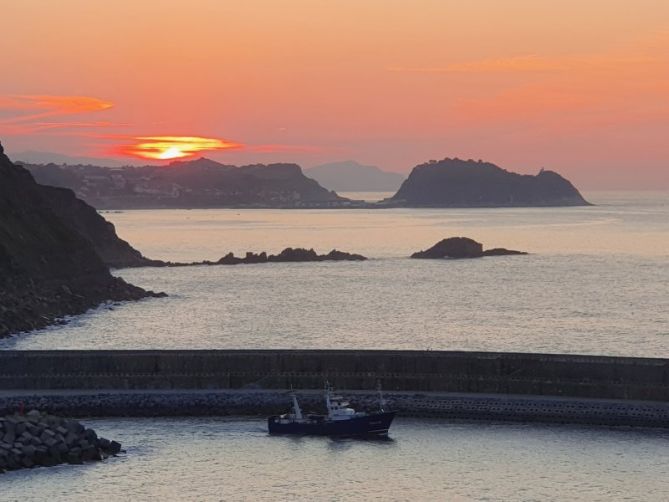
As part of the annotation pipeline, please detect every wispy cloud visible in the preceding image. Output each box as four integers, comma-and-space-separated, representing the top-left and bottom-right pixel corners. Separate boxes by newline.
0, 95, 116, 135
388, 55, 568, 74
247, 144, 323, 154
113, 135, 243, 160
0, 95, 320, 160
387, 54, 660, 74
390, 33, 669, 135
111, 137, 323, 160
0, 95, 112, 122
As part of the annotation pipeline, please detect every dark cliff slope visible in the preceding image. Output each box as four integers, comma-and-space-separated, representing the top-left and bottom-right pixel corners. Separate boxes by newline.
390, 158, 590, 207
27, 158, 347, 209
0, 144, 161, 337
37, 184, 157, 268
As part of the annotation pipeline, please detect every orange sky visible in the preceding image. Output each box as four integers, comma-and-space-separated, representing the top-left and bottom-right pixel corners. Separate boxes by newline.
1, 0, 668, 188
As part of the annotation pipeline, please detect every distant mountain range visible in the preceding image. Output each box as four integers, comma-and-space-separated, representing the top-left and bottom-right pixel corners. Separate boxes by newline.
24, 158, 346, 209
305, 160, 405, 192
20, 153, 588, 209
388, 158, 589, 207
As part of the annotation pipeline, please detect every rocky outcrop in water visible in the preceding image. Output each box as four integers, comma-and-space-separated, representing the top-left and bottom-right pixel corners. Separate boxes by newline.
0, 410, 121, 472
0, 142, 164, 338
411, 237, 527, 259
482, 248, 527, 257
389, 158, 590, 207
217, 248, 367, 265
114, 248, 367, 268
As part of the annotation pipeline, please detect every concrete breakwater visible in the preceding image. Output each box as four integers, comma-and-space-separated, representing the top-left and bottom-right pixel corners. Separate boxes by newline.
1, 390, 668, 428
0, 349, 668, 428
1, 350, 668, 402
0, 410, 121, 473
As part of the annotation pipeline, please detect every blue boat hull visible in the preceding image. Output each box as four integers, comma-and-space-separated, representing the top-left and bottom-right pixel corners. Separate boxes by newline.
268, 411, 396, 436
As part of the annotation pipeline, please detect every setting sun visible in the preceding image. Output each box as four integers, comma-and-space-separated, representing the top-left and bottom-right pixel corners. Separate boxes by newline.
157, 146, 187, 160
119, 136, 241, 161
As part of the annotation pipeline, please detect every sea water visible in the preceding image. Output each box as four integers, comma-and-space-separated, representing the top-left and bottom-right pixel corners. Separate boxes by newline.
2, 191, 669, 500
2, 191, 667, 356
2, 417, 669, 501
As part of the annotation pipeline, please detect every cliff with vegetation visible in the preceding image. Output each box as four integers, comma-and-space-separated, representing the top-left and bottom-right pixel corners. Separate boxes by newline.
26, 158, 347, 209
0, 143, 162, 338
389, 158, 590, 207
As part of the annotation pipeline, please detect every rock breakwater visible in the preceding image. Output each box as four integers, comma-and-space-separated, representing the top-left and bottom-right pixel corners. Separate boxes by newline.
1, 390, 667, 428
0, 410, 121, 473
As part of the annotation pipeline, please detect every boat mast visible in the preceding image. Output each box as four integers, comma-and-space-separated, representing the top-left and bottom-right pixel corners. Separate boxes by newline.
290, 390, 303, 420
324, 381, 332, 415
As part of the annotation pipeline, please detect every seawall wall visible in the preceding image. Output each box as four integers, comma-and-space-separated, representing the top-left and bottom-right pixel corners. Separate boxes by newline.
1, 350, 668, 402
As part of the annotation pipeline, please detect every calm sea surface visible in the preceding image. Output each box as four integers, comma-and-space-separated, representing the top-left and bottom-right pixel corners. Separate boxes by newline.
2, 417, 669, 501
1, 191, 667, 356
2, 191, 668, 500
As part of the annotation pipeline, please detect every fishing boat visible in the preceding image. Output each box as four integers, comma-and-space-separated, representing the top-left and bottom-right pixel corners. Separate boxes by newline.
268, 383, 395, 436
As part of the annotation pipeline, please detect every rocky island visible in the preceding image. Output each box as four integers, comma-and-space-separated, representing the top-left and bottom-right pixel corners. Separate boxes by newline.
0, 143, 164, 338
388, 158, 590, 207
411, 237, 527, 259
25, 158, 349, 209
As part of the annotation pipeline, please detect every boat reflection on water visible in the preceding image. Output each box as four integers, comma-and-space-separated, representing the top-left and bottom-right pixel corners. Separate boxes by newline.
268, 383, 396, 437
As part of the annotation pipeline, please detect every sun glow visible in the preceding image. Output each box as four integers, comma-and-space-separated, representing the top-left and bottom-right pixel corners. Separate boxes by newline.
157, 146, 187, 159
120, 136, 241, 160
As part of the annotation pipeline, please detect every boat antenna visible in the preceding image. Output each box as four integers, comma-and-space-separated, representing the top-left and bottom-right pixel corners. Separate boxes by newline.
377, 380, 386, 412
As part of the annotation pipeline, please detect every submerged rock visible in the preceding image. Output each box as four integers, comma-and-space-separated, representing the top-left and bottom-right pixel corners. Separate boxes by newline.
411, 237, 526, 259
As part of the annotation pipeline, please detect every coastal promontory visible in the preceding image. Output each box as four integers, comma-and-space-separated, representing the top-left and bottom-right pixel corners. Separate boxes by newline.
26, 158, 348, 209
389, 158, 590, 207
0, 143, 163, 338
